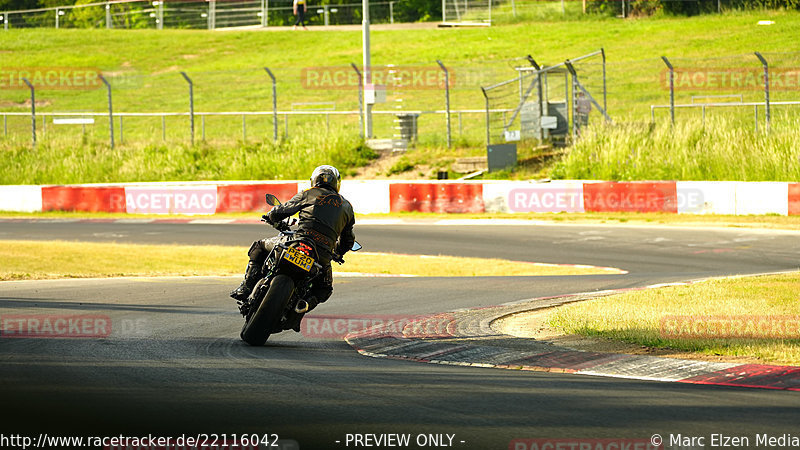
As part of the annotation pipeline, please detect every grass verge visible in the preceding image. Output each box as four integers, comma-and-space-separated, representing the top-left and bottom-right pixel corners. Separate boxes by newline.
2, 11, 800, 177
3, 12, 798, 119
550, 118, 800, 181
0, 240, 618, 281
545, 272, 800, 365
0, 125, 377, 184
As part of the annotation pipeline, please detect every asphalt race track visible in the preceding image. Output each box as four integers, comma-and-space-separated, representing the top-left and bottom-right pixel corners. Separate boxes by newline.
1, 220, 799, 449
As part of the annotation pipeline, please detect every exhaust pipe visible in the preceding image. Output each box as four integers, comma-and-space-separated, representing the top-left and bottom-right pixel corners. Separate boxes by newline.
294, 300, 309, 314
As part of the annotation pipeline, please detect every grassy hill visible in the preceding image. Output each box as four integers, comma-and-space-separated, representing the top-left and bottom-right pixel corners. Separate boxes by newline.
3, 12, 798, 111
1, 10, 799, 182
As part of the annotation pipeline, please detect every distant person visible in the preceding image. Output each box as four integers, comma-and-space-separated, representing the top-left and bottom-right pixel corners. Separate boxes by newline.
293, 0, 308, 30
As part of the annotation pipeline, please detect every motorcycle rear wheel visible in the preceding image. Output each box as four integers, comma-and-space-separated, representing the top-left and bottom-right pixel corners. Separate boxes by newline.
240, 274, 295, 346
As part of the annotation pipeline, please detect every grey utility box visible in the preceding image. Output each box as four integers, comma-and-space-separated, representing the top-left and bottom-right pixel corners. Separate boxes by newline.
487, 143, 517, 172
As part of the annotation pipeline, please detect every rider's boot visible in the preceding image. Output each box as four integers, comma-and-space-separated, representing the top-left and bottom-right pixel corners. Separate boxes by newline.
230, 261, 260, 301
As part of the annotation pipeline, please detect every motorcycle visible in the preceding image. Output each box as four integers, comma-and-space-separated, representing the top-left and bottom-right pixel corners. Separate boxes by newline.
238, 193, 361, 346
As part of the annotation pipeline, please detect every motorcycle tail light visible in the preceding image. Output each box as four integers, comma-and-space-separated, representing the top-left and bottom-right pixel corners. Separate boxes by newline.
296, 243, 313, 256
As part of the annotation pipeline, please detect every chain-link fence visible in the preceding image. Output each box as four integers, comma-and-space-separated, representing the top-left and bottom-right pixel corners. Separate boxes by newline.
2, 51, 800, 149
481, 50, 610, 147
4, 0, 792, 30
442, 0, 492, 25
0, 60, 519, 148
0, 0, 399, 30
651, 52, 800, 131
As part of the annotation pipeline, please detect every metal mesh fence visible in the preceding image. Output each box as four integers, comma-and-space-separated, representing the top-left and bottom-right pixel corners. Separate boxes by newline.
0, 0, 399, 30
647, 52, 800, 129
480, 51, 608, 146
443, 0, 492, 24
1, 52, 799, 148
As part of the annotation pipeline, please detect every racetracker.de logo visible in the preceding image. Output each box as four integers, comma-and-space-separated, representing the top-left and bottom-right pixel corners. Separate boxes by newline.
0, 67, 102, 90
124, 187, 217, 214
301, 66, 455, 90
661, 67, 800, 91
509, 438, 662, 450
508, 187, 584, 213
660, 315, 800, 340
302, 314, 457, 339
1, 314, 112, 338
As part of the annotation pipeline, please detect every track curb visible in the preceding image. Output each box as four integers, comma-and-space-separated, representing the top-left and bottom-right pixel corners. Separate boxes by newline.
344, 280, 800, 391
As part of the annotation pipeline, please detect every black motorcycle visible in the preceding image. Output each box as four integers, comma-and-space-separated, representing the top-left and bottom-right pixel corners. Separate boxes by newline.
238, 193, 361, 346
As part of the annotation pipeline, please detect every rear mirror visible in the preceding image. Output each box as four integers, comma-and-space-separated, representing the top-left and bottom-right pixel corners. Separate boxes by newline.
265, 194, 281, 206
351, 241, 362, 252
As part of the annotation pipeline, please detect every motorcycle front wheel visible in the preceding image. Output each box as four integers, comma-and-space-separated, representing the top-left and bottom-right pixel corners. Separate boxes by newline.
240, 274, 295, 346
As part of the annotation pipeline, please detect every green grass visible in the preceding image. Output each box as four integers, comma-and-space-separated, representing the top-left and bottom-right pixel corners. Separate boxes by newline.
2, 11, 800, 181
547, 272, 800, 365
549, 116, 800, 181
0, 124, 377, 184
2, 12, 799, 131
0, 240, 616, 280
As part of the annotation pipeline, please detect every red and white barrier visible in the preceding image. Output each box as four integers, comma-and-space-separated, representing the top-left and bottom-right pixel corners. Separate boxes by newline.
0, 185, 43, 213
484, 180, 585, 213
790, 183, 800, 216
733, 182, 788, 216
340, 180, 391, 214
389, 182, 484, 213
2, 180, 799, 216
675, 181, 737, 215
583, 181, 678, 213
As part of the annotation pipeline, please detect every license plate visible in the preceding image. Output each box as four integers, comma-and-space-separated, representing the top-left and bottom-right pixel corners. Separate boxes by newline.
283, 247, 314, 271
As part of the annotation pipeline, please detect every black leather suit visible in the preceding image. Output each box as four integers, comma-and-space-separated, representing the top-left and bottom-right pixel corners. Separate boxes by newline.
247, 185, 355, 303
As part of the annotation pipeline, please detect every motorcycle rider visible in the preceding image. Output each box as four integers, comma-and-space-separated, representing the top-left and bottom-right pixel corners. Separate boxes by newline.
230, 165, 355, 320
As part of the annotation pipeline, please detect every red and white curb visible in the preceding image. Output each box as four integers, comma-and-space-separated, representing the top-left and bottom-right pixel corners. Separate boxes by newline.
344, 275, 800, 391
2, 180, 799, 216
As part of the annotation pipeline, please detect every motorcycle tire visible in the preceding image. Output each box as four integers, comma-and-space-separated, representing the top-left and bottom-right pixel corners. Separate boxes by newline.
240, 274, 295, 346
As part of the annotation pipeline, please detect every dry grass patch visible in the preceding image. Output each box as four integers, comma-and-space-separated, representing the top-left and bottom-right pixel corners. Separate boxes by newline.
0, 240, 620, 280
546, 273, 800, 365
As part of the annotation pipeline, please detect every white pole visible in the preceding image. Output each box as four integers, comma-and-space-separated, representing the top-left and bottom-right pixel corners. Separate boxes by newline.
362, 0, 372, 138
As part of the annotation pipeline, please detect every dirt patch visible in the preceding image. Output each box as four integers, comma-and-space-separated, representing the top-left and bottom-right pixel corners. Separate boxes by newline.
517, 149, 563, 174
492, 308, 764, 365
0, 99, 53, 108
153, 65, 181, 75
353, 150, 433, 179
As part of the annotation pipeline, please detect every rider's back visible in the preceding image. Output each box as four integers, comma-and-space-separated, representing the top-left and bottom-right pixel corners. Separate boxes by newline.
270, 185, 356, 257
